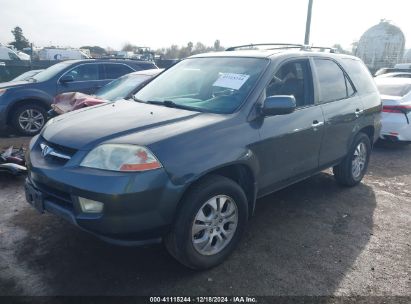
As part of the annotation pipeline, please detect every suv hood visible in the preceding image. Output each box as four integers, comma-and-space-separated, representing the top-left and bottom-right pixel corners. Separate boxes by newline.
42, 100, 202, 150
0, 80, 31, 89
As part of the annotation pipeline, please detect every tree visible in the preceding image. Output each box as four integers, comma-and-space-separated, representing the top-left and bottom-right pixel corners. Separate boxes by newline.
9, 26, 30, 50
214, 39, 223, 51
80, 46, 106, 56
332, 44, 352, 55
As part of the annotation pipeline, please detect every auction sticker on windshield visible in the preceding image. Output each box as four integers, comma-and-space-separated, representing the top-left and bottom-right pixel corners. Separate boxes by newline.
213, 73, 250, 90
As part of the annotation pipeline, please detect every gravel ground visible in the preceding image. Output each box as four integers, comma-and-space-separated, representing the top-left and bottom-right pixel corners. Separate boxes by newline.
0, 136, 410, 297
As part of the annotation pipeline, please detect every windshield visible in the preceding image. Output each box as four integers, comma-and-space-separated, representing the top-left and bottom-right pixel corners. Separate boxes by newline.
31, 62, 72, 82
12, 70, 41, 81
377, 83, 411, 97
134, 57, 268, 114
96, 74, 151, 101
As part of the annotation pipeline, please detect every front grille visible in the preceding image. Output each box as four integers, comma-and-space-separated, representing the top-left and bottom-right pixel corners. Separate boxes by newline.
39, 137, 77, 165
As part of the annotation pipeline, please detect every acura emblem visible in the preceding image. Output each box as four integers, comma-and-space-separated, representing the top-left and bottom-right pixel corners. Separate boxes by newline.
40, 143, 53, 158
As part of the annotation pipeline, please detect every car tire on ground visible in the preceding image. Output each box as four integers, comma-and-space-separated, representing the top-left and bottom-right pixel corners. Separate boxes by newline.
11, 103, 48, 136
165, 175, 248, 270
333, 132, 371, 187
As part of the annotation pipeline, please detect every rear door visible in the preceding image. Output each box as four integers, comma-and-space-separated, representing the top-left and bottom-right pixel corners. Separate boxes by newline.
312, 57, 364, 167
57, 63, 104, 94
257, 58, 325, 193
103, 63, 134, 81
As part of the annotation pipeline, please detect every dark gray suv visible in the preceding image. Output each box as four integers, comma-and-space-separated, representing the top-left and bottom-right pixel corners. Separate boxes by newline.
0, 59, 157, 135
25, 45, 381, 269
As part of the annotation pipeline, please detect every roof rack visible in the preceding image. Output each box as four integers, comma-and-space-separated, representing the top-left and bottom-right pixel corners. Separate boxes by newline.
225, 43, 337, 53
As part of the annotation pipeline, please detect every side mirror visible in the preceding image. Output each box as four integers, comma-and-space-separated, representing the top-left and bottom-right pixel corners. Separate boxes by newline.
262, 95, 296, 116
59, 75, 74, 83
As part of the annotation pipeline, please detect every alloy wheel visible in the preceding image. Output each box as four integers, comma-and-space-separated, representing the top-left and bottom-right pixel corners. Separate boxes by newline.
191, 195, 238, 256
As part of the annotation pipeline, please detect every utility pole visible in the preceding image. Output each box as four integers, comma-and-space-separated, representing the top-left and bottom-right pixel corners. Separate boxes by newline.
304, 0, 313, 45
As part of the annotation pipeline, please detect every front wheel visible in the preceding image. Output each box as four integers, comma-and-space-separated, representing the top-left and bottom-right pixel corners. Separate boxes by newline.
165, 175, 248, 270
333, 132, 371, 187
11, 104, 47, 135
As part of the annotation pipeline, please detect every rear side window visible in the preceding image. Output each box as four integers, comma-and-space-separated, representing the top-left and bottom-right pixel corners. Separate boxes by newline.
341, 58, 377, 94
65, 64, 99, 81
104, 64, 133, 79
314, 59, 351, 103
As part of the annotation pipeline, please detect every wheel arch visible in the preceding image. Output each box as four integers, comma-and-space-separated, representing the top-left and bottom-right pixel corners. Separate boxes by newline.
6, 98, 50, 125
175, 162, 258, 222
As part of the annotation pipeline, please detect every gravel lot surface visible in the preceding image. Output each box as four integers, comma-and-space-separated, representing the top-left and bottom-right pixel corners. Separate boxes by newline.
0, 136, 410, 297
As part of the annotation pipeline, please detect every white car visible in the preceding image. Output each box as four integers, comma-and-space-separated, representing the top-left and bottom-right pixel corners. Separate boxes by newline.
375, 78, 411, 142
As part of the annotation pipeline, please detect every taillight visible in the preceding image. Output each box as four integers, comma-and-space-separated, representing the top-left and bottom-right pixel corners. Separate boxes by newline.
382, 105, 411, 114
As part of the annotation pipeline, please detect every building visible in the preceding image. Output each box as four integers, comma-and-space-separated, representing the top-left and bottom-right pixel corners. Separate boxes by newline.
355, 20, 405, 73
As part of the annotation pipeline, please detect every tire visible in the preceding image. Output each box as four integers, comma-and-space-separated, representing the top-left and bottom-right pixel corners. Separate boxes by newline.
333, 132, 371, 187
165, 175, 248, 270
11, 103, 48, 136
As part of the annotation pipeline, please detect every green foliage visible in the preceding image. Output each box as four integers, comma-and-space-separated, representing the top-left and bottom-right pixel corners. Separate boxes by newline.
156, 40, 225, 59
9, 26, 30, 50
80, 45, 106, 55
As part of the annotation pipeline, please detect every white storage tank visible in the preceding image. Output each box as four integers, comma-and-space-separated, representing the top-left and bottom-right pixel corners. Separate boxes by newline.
403, 49, 411, 63
355, 20, 405, 73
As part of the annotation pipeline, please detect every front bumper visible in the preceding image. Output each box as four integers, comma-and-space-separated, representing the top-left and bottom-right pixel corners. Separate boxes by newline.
0, 104, 8, 129
25, 139, 185, 245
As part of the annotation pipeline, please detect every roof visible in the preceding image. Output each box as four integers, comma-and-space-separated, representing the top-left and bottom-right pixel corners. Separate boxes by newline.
53, 58, 153, 64
189, 49, 359, 61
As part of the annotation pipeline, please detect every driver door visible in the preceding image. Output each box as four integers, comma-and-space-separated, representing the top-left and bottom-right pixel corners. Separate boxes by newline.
256, 59, 325, 193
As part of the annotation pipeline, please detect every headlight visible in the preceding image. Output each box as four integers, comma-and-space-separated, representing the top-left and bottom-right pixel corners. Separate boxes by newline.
80, 144, 162, 172
0, 89, 6, 97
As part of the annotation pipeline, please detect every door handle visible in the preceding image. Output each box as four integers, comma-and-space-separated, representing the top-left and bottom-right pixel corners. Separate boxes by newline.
312, 120, 324, 128
355, 109, 364, 117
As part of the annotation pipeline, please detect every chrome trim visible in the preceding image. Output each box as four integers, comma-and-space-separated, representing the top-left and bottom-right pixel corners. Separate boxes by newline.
40, 143, 71, 160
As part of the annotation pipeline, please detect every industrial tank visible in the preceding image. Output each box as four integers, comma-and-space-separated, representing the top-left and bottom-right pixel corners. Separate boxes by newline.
404, 49, 411, 63
355, 20, 405, 73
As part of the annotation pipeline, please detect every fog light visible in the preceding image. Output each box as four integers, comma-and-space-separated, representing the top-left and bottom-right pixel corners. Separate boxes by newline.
78, 197, 104, 213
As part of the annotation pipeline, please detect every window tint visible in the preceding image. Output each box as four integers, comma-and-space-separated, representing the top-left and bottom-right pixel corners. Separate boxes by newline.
65, 64, 99, 81
104, 64, 133, 79
314, 59, 348, 103
341, 58, 377, 93
265, 60, 313, 107
8, 52, 19, 60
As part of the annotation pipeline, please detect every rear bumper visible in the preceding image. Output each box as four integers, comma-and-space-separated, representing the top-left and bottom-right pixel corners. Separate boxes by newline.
380, 112, 411, 141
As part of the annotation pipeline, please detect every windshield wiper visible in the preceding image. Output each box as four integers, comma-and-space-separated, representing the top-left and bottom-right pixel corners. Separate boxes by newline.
146, 100, 198, 111
131, 96, 200, 112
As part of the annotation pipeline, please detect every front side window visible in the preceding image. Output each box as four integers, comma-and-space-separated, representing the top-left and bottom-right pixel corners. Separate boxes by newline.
104, 64, 133, 79
265, 60, 313, 107
314, 59, 350, 103
65, 64, 99, 81
134, 57, 268, 114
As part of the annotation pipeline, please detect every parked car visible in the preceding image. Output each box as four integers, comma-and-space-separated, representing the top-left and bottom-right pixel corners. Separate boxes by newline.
375, 72, 411, 79
375, 77, 411, 143
374, 67, 411, 77
0, 59, 158, 135
50, 69, 162, 115
25, 44, 381, 269
11, 69, 44, 82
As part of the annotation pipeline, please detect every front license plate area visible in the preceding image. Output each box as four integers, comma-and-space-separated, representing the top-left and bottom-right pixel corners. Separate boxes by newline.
25, 183, 44, 214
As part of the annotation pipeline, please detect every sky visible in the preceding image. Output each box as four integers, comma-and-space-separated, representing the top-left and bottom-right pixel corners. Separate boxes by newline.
0, 0, 410, 51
